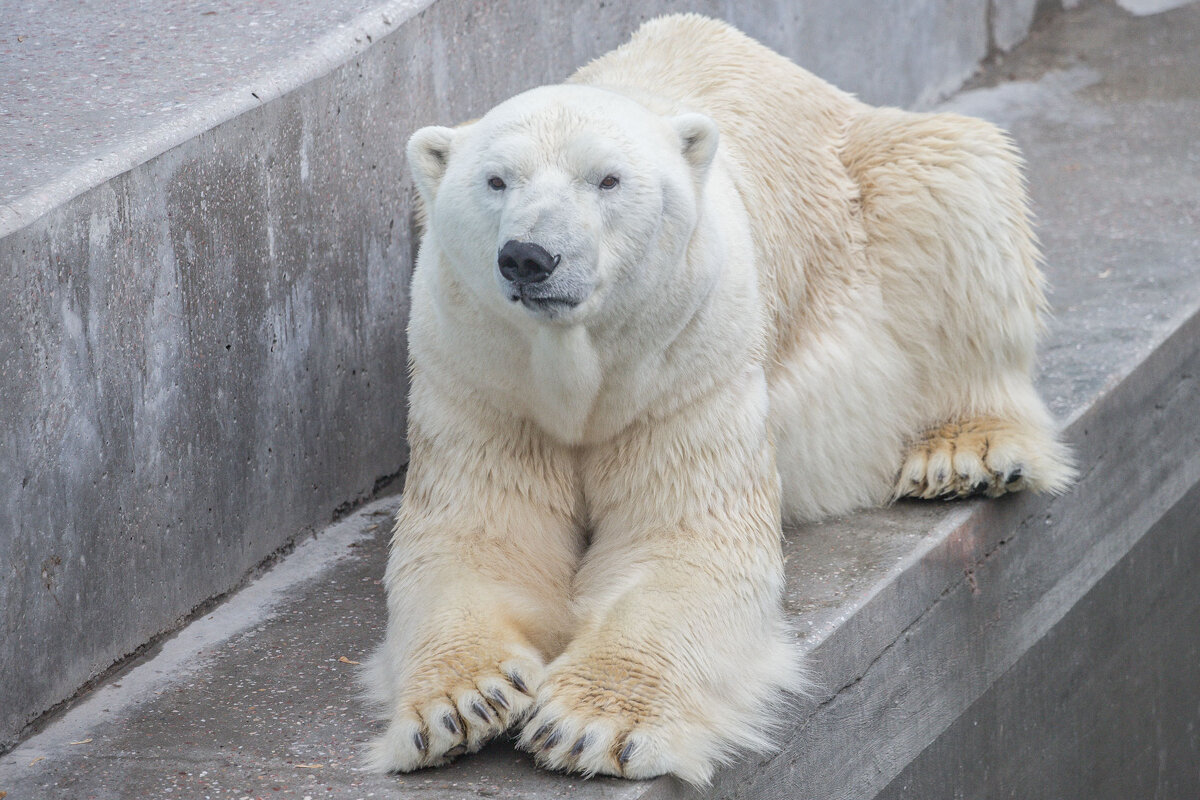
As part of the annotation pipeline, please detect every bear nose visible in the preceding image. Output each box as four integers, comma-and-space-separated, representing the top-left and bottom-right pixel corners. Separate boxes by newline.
497, 240, 561, 285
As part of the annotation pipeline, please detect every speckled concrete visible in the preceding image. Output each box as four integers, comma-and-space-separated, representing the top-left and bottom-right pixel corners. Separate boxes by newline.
0, 0, 1053, 239
0, 498, 645, 800
0, 0, 434, 236
2, 1, 1198, 799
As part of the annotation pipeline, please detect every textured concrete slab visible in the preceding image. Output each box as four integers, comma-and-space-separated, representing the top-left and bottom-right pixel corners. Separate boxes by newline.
0, 0, 1046, 238
0, 498, 647, 800
0, 0, 1055, 750
0, 0, 436, 237
991, 0, 1040, 51
877, 481, 1200, 800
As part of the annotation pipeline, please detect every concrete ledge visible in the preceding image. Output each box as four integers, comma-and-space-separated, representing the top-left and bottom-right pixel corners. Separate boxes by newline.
1, 0, 1064, 749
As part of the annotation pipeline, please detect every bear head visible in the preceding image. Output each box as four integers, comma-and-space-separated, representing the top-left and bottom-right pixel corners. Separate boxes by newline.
406, 85, 720, 328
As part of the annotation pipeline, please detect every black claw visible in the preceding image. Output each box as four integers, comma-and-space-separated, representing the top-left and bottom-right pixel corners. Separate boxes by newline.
1006, 467, 1024, 485
569, 734, 590, 758
470, 698, 492, 723
506, 671, 529, 694
971, 480, 989, 495
441, 712, 462, 736
618, 739, 637, 766
485, 687, 510, 711
542, 729, 562, 750
413, 730, 427, 753
935, 469, 948, 484
529, 720, 553, 744
445, 744, 467, 758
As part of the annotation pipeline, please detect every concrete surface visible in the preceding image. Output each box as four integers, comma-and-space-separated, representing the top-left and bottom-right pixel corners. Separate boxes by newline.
0, 2, 1197, 797
0, 0, 1045, 238
0, 0, 431, 237
0, 0, 1063, 750
877, 481, 1200, 800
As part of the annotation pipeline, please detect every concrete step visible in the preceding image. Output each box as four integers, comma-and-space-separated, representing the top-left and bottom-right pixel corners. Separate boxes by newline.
3, 1, 1200, 799
1, 0, 1057, 753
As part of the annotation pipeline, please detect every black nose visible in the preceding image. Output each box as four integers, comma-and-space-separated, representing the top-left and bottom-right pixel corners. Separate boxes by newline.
498, 240, 560, 285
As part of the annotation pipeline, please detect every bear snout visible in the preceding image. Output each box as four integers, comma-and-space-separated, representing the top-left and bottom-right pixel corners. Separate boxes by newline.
498, 240, 562, 286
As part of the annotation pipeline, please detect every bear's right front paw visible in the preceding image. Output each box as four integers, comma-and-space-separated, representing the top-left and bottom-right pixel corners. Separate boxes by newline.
365, 647, 544, 772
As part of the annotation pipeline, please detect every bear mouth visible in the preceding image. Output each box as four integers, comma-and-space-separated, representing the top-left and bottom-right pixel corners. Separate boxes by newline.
511, 291, 582, 316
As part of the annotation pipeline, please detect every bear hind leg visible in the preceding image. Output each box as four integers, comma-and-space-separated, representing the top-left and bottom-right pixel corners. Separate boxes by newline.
894, 415, 1074, 501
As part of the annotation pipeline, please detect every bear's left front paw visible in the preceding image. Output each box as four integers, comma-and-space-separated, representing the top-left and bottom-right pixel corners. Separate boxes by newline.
515, 655, 712, 785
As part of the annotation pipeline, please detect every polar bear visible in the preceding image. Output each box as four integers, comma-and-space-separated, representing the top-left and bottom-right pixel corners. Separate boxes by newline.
364, 13, 1073, 785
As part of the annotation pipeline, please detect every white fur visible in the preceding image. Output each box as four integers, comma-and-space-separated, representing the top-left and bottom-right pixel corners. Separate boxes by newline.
365, 13, 1073, 786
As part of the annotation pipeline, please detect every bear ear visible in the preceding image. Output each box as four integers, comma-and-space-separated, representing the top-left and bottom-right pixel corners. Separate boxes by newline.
406, 125, 457, 203
671, 113, 719, 176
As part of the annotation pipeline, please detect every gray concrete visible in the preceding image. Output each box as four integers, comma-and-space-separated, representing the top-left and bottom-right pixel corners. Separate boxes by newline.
0, 2, 1197, 797
0, 0, 1045, 238
0, 498, 645, 800
0, 0, 426, 236
877, 481, 1200, 800
0, 0, 1061, 750
993, 0, 1042, 51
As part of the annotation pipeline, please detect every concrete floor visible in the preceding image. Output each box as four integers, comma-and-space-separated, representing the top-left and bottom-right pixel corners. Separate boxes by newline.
0, 499, 636, 799
0, 0, 428, 236
1, 1, 1198, 798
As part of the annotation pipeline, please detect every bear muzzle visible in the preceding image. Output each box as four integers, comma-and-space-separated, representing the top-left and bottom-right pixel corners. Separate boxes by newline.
496, 239, 595, 319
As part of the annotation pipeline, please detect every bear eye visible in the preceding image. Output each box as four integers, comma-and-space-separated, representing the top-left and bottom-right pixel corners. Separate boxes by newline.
599, 175, 619, 190
487, 176, 506, 191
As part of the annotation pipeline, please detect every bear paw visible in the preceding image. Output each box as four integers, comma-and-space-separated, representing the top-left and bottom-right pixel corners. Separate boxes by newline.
365, 644, 544, 773
893, 416, 1068, 500
516, 658, 713, 785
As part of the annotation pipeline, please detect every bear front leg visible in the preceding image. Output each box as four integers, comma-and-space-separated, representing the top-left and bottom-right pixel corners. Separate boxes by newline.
518, 371, 804, 785
364, 392, 583, 772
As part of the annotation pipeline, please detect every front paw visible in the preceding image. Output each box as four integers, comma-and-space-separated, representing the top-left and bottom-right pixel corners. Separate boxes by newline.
365, 640, 544, 773
516, 653, 713, 785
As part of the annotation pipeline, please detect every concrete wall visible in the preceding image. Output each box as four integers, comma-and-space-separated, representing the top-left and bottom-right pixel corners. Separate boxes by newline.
0, 0, 1061, 751
0, 71, 415, 745
877, 481, 1200, 800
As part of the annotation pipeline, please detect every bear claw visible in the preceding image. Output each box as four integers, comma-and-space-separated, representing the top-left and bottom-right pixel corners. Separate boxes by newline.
469, 698, 492, 722
485, 687, 510, 710
569, 734, 590, 758
529, 720, 554, 745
